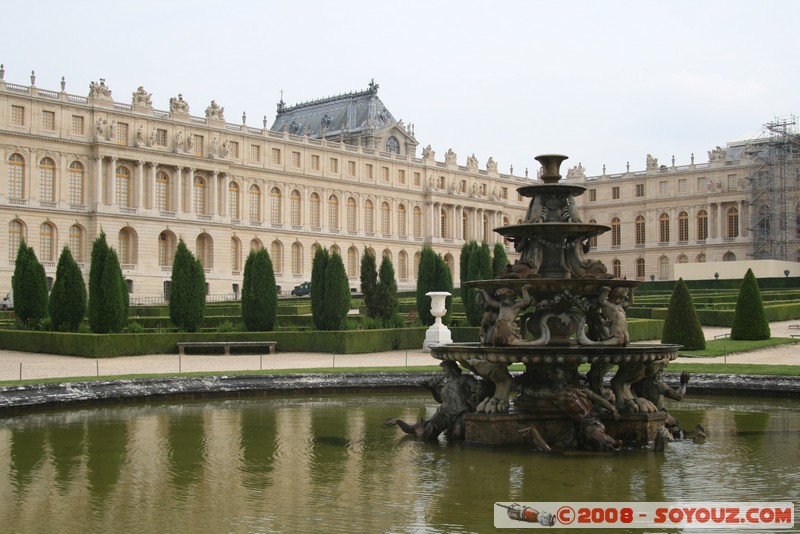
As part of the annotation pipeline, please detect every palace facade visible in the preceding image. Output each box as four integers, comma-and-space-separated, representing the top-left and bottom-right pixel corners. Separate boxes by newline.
0, 71, 527, 300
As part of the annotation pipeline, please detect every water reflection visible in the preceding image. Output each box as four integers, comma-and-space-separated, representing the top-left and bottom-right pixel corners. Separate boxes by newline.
0, 393, 797, 533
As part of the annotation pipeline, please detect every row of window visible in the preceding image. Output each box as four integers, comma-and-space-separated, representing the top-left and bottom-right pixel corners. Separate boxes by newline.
590, 208, 741, 247
607, 251, 735, 281
588, 175, 740, 201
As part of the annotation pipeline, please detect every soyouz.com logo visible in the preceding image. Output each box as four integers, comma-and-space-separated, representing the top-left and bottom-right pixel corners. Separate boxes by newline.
494, 502, 795, 529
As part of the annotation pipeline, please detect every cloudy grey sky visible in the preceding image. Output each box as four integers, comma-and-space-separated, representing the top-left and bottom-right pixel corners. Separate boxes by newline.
3, 0, 798, 176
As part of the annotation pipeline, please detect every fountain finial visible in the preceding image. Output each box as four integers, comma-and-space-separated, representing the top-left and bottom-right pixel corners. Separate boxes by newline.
535, 154, 568, 184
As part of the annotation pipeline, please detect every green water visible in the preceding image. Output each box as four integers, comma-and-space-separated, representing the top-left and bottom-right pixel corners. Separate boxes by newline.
0, 392, 798, 533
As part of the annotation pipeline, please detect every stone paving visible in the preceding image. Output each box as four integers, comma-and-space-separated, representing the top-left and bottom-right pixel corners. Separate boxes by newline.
0, 321, 797, 382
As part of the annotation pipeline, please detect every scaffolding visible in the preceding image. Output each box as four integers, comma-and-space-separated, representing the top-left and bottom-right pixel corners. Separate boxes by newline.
744, 116, 800, 261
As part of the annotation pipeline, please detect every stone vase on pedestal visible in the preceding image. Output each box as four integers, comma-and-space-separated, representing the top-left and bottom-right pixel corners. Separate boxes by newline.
422, 291, 452, 352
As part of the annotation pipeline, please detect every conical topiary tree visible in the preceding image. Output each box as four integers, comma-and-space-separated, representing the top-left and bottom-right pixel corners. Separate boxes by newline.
12, 241, 49, 328
731, 268, 770, 340
492, 242, 509, 278
433, 253, 454, 326
661, 278, 705, 350
465, 242, 492, 326
459, 241, 478, 328
321, 251, 350, 330
415, 246, 439, 326
169, 239, 206, 332
96, 248, 127, 333
49, 246, 87, 332
375, 254, 399, 321
241, 248, 278, 331
310, 246, 329, 330
88, 231, 109, 332
360, 247, 379, 318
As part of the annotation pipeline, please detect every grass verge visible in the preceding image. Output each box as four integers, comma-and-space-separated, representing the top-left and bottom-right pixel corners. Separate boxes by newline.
678, 337, 799, 357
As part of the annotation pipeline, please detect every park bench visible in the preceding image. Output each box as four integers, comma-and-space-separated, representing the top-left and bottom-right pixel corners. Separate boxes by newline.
713, 333, 730, 339
176, 340, 277, 356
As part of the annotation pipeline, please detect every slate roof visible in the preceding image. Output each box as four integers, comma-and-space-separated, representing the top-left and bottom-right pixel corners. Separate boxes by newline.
270, 80, 396, 139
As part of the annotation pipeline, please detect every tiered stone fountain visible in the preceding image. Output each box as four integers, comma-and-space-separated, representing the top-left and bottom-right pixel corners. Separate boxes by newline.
388, 155, 685, 451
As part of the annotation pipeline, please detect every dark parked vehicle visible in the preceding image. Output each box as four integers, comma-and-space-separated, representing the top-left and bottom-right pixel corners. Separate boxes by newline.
291, 281, 311, 297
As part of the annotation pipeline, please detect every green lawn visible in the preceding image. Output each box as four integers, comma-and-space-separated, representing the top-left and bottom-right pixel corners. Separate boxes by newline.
678, 337, 799, 357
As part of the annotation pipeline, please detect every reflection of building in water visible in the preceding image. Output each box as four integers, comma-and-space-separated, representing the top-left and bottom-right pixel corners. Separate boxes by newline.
0, 71, 526, 298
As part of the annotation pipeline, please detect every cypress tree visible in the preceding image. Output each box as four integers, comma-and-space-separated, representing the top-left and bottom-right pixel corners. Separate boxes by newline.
415, 246, 439, 326
241, 248, 278, 331
459, 241, 477, 328
492, 242, 509, 278
49, 246, 87, 332
321, 251, 350, 330
88, 231, 109, 332
661, 278, 705, 350
12, 241, 49, 328
360, 248, 379, 318
375, 255, 399, 321
731, 268, 771, 340
465, 242, 492, 326
310, 247, 329, 330
96, 248, 127, 333
169, 239, 206, 332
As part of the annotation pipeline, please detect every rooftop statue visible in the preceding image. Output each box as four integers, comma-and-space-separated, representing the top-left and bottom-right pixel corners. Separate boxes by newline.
132, 86, 152, 107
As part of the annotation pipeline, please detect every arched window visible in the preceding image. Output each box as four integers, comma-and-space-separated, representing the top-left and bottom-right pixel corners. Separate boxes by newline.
678, 211, 689, 242
156, 171, 170, 211
398, 250, 408, 280
330, 244, 341, 257
159, 231, 177, 267
364, 199, 374, 234
659, 212, 670, 243
728, 207, 740, 238
444, 253, 454, 274
347, 247, 358, 277
69, 224, 84, 263
347, 197, 357, 233
612, 259, 621, 278
635, 215, 645, 245
723, 251, 736, 262
696, 253, 706, 263
381, 201, 391, 235
39, 157, 56, 204
250, 238, 263, 251
397, 204, 407, 237
291, 190, 302, 226
68, 161, 85, 207
8, 219, 25, 260
231, 237, 241, 274
328, 194, 339, 230
119, 227, 137, 266
271, 240, 283, 274
251, 185, 264, 223
635, 258, 645, 280
588, 219, 597, 248
193, 175, 206, 215
677, 254, 688, 264
291, 242, 302, 275
658, 256, 669, 280
228, 182, 240, 220
386, 136, 400, 154
310, 192, 321, 228
196, 233, 213, 269
117, 166, 131, 207
413, 206, 422, 239
269, 186, 281, 224
414, 251, 421, 278
39, 222, 55, 262
697, 210, 708, 241
611, 217, 621, 247
8, 153, 25, 200
382, 248, 392, 262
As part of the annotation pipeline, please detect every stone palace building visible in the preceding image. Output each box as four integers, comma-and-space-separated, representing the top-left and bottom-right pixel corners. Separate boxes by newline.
0, 70, 528, 301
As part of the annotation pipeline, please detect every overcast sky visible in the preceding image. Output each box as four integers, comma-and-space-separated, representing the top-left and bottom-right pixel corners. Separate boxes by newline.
3, 0, 798, 176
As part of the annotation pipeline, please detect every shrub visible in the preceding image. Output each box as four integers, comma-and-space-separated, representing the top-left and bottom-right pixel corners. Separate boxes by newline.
661, 278, 705, 350
465, 242, 492, 326
49, 246, 87, 332
360, 248, 379, 317
374, 255, 399, 321
12, 240, 49, 328
127, 321, 145, 334
241, 248, 278, 331
459, 241, 478, 326
731, 268, 771, 340
96, 248, 128, 333
320, 251, 351, 330
492, 242, 509, 278
87, 231, 109, 332
310, 247, 329, 330
169, 239, 206, 332
415, 246, 439, 326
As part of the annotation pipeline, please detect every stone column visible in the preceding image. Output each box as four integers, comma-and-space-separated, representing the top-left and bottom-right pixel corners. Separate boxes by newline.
210, 171, 218, 217
221, 173, 228, 217
187, 168, 195, 214
175, 166, 183, 213
94, 156, 103, 206
149, 163, 157, 210
109, 157, 117, 206
739, 200, 747, 238
137, 160, 144, 209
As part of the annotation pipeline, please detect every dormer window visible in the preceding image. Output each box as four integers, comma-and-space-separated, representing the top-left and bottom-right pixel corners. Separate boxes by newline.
386, 136, 400, 154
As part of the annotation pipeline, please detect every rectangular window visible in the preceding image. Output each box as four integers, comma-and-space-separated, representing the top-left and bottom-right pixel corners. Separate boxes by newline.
348, 161, 356, 177
501, 187, 508, 200
156, 128, 168, 146
330, 157, 339, 174
612, 186, 620, 200
589, 189, 597, 202
698, 177, 707, 191
228, 141, 239, 158
365, 164, 374, 179
192, 134, 203, 156
461, 180, 467, 193
398, 169, 406, 184
414, 172, 421, 186
635, 183, 645, 197
116, 122, 129, 145
678, 179, 687, 193
291, 151, 301, 167
727, 174, 738, 190
42, 110, 55, 130
311, 154, 320, 170
381, 166, 390, 182
251, 145, 261, 162
71, 115, 85, 135
11, 105, 24, 126
270, 147, 281, 164
659, 181, 668, 194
